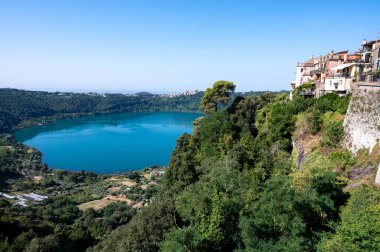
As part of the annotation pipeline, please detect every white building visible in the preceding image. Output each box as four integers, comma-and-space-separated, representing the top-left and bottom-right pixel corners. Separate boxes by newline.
324, 62, 372, 95
292, 58, 316, 88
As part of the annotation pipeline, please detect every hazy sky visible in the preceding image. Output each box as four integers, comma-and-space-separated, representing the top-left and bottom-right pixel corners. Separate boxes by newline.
1, 0, 380, 93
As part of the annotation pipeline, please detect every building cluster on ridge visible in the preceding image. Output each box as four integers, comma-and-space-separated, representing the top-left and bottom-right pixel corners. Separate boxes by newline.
291, 38, 380, 98
54, 90, 199, 97
159, 90, 199, 98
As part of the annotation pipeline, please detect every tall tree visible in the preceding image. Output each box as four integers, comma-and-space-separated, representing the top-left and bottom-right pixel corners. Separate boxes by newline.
200, 81, 236, 114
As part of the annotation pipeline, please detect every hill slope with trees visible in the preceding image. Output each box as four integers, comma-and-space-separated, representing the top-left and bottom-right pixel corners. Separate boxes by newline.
0, 89, 204, 133
93, 82, 380, 252
0, 88, 284, 133
1, 82, 379, 251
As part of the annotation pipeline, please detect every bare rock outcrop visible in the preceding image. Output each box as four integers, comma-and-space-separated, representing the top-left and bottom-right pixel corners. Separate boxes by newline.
343, 90, 380, 154
347, 165, 374, 180
375, 162, 380, 185
292, 120, 322, 170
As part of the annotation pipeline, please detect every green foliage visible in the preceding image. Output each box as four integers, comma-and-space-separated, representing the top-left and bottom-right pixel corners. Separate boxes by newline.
164, 133, 198, 192
266, 103, 297, 151
293, 82, 315, 97
328, 150, 356, 172
318, 185, 380, 252
0, 88, 204, 133
0, 83, 368, 252
0, 88, 283, 134
125, 171, 141, 182
228, 94, 275, 138
314, 93, 350, 115
0, 134, 46, 188
161, 226, 207, 252
299, 82, 315, 90
240, 176, 307, 251
93, 200, 177, 252
25, 234, 60, 252
240, 166, 345, 252
174, 155, 244, 250
0, 110, 18, 132
0, 135, 139, 251
197, 110, 234, 159
310, 110, 323, 135
322, 121, 344, 147
322, 111, 345, 126
200, 80, 236, 114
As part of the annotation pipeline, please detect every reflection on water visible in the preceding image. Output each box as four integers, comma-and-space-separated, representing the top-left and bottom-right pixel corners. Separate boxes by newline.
14, 112, 202, 173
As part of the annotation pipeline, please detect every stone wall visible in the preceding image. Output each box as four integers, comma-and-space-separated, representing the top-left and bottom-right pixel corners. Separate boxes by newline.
343, 89, 380, 154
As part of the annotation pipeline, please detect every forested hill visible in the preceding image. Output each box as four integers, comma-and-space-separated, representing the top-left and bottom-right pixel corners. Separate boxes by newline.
1, 84, 379, 251
93, 89, 380, 252
0, 88, 285, 133
0, 88, 202, 133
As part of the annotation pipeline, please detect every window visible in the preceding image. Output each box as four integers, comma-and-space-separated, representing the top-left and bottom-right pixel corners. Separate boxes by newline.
378, 48, 380, 58
300, 68, 303, 73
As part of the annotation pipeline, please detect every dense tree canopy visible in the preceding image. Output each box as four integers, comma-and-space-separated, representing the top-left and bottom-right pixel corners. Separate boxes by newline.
0, 89, 204, 133
0, 88, 281, 134
1, 84, 379, 252
93, 87, 375, 252
200, 81, 236, 114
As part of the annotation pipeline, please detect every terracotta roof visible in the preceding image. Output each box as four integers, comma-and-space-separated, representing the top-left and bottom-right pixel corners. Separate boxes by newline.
334, 50, 348, 55
303, 63, 314, 67
301, 58, 315, 67
363, 39, 380, 46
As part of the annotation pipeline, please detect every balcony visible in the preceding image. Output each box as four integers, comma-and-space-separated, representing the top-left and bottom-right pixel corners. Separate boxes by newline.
333, 73, 351, 78
358, 73, 380, 82
325, 77, 352, 91
314, 68, 324, 74
302, 71, 313, 76
299, 89, 316, 96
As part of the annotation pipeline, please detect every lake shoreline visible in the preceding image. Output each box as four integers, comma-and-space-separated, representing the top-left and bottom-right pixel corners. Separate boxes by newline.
11, 109, 202, 133
13, 111, 201, 174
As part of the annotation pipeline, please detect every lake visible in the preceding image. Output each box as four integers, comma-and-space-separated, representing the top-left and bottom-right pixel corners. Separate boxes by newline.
14, 112, 201, 173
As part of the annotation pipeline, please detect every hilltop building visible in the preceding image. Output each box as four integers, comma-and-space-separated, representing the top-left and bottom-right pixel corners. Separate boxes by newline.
159, 90, 199, 98
291, 38, 380, 98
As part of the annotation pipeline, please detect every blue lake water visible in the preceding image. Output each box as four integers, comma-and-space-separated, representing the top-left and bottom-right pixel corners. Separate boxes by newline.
14, 112, 201, 173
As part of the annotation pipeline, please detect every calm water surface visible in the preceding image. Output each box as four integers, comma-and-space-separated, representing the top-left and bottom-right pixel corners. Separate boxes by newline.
14, 112, 201, 173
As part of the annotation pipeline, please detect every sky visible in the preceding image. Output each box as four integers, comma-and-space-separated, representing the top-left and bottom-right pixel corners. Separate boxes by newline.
1, 0, 380, 93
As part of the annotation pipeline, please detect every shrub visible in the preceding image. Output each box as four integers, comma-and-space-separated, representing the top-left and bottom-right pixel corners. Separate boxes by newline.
322, 121, 344, 147
310, 110, 322, 135
318, 185, 380, 252
328, 150, 355, 171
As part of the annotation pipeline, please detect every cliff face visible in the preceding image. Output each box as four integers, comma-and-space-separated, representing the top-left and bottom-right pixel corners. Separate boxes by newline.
375, 163, 380, 184
291, 114, 323, 170
343, 90, 380, 154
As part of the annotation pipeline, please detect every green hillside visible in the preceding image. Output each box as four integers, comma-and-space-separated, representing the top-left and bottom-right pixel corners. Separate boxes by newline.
1, 84, 379, 251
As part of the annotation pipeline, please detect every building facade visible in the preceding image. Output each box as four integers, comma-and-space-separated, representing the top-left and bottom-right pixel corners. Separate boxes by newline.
291, 37, 380, 98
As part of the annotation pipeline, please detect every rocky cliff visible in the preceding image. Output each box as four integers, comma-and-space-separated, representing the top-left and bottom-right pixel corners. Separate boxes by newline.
375, 163, 380, 184
343, 90, 380, 154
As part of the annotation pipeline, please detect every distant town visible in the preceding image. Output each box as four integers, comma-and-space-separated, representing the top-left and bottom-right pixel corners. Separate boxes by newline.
291, 38, 380, 98
54, 90, 200, 98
